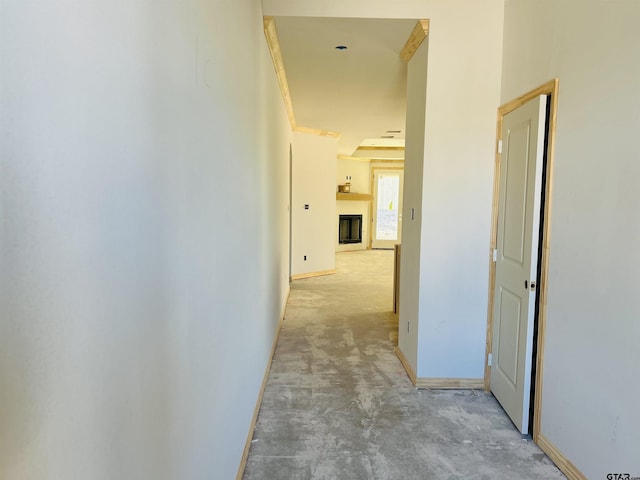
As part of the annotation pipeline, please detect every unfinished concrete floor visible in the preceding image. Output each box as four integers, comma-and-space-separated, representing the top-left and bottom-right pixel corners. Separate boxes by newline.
243, 250, 565, 480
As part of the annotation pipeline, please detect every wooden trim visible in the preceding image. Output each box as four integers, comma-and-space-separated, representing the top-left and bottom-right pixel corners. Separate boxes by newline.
295, 126, 341, 138
338, 155, 405, 164
291, 269, 336, 280
263, 17, 343, 139
263, 16, 296, 130
500, 79, 559, 116
484, 79, 560, 442
337, 154, 371, 162
368, 167, 375, 249
484, 111, 503, 392
336, 193, 372, 201
532, 79, 559, 443
395, 347, 417, 385
369, 158, 405, 163
537, 434, 588, 480
415, 378, 485, 390
400, 20, 430, 63
356, 145, 405, 151
235, 288, 290, 480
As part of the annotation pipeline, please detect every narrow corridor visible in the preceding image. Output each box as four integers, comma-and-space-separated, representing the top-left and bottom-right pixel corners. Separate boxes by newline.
243, 250, 564, 479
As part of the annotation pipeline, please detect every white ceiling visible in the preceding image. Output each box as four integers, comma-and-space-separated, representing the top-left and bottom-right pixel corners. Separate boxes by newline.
274, 17, 417, 156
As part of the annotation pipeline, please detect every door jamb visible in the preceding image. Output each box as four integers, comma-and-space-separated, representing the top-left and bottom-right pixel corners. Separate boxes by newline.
484, 79, 559, 443
369, 167, 405, 249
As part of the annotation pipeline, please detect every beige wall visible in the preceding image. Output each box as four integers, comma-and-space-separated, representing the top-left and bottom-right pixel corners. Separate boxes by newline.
336, 158, 370, 194
0, 1, 291, 478
501, 1, 640, 477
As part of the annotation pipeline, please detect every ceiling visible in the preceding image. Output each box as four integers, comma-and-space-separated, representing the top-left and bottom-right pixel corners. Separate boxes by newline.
274, 17, 417, 156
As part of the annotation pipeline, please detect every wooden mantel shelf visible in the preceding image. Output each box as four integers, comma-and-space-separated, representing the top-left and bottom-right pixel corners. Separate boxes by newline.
336, 193, 372, 201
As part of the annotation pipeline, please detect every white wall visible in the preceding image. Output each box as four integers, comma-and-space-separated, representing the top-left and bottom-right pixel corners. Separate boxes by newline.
291, 132, 337, 274
501, 1, 640, 477
415, 4, 504, 379
0, 1, 291, 479
398, 39, 428, 373
264, 0, 505, 380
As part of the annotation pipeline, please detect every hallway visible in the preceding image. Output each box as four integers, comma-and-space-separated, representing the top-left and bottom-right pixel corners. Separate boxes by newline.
243, 250, 564, 479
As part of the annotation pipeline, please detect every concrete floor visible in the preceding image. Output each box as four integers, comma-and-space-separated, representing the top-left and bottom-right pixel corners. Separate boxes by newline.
243, 250, 565, 480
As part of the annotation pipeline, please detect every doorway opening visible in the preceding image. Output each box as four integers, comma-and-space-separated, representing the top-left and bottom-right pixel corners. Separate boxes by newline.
485, 79, 559, 442
371, 168, 404, 250
289, 143, 293, 282
528, 95, 551, 433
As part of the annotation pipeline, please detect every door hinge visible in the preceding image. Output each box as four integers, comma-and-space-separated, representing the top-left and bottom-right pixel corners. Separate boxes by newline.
497, 139, 503, 154
492, 249, 497, 262
487, 353, 493, 366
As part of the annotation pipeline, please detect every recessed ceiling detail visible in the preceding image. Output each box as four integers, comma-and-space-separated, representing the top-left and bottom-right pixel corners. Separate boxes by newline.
273, 17, 418, 155
359, 138, 405, 149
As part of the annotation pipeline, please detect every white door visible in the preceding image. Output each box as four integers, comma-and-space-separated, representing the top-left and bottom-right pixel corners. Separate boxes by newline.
372, 170, 404, 249
490, 95, 547, 434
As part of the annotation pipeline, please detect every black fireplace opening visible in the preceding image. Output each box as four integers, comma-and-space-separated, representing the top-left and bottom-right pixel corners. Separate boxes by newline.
339, 214, 362, 244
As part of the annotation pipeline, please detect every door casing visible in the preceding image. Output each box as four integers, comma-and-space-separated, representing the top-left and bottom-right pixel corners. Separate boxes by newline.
484, 79, 559, 443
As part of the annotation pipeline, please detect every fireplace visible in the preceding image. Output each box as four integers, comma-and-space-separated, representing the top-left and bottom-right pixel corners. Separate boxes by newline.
339, 214, 362, 244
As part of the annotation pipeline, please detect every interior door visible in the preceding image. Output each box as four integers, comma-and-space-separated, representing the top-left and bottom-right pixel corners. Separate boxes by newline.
371, 170, 404, 249
490, 95, 547, 434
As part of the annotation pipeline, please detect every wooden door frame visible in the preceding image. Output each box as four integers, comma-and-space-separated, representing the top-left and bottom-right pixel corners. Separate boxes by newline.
484, 79, 559, 443
369, 166, 405, 249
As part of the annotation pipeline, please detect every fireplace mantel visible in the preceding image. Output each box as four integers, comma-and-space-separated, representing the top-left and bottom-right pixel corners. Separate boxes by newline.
336, 193, 372, 201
